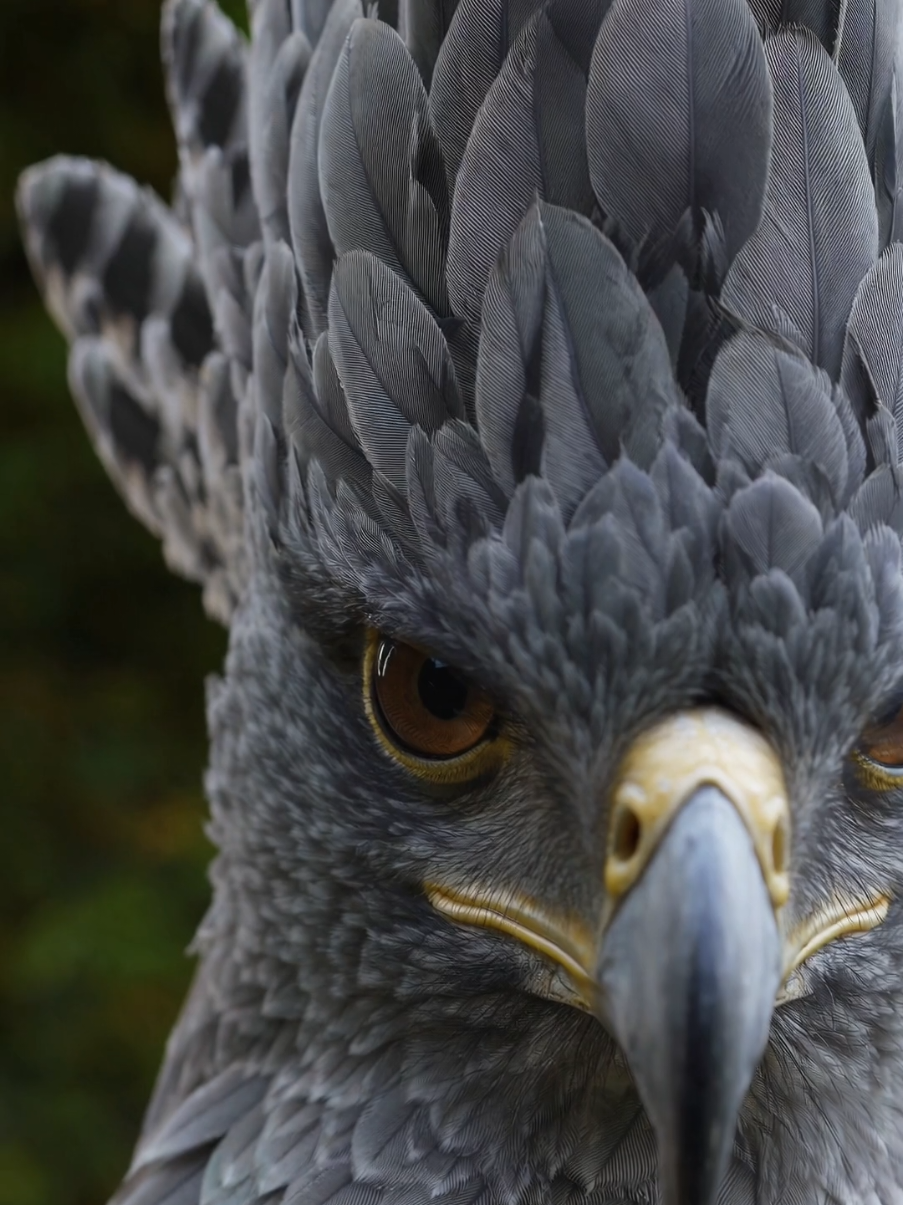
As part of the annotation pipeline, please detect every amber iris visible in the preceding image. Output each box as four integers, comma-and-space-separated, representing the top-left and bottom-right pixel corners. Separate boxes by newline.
860, 703, 903, 770
371, 638, 495, 758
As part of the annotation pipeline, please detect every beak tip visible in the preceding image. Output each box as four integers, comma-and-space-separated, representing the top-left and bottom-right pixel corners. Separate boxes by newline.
599, 786, 781, 1205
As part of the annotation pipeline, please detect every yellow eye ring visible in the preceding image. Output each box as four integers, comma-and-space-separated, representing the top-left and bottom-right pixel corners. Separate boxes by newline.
852, 750, 903, 792
853, 701, 903, 791
362, 630, 509, 785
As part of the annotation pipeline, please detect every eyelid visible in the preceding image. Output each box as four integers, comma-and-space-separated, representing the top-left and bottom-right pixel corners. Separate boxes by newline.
362, 629, 511, 786
870, 685, 903, 731
852, 749, 903, 792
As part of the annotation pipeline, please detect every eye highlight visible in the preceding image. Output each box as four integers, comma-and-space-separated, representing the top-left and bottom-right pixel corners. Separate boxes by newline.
855, 701, 903, 788
363, 631, 506, 783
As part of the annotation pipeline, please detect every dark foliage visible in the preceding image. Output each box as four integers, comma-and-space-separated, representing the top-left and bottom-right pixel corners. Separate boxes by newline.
0, 2, 245, 1200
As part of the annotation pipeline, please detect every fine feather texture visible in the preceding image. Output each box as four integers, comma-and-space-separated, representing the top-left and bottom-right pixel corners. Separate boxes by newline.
586, 0, 773, 282
725, 472, 824, 580
749, 0, 844, 45
837, 0, 899, 169
318, 18, 450, 315
750, 0, 898, 173
429, 0, 542, 196
474, 206, 547, 499
327, 250, 463, 492
722, 29, 879, 379
473, 201, 680, 516
842, 244, 903, 453
16, 156, 246, 623
876, 68, 903, 246
22, 0, 902, 609
536, 204, 681, 515
19, 1, 903, 1203
446, 5, 599, 328
288, 0, 363, 338
286, 326, 373, 488
248, 0, 312, 247
707, 329, 857, 505
131, 1070, 271, 1172
400, 0, 461, 88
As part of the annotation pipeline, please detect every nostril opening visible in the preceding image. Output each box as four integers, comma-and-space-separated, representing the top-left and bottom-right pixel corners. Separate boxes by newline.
612, 806, 642, 863
772, 817, 787, 876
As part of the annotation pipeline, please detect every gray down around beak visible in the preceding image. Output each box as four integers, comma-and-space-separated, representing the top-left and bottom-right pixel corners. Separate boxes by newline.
599, 786, 782, 1205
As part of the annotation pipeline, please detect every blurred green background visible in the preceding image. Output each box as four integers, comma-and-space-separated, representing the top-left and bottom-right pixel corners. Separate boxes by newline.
0, 2, 247, 1201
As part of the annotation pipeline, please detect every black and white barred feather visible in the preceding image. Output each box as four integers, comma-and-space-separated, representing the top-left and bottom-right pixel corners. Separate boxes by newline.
18, 0, 903, 627
16, 0, 903, 1202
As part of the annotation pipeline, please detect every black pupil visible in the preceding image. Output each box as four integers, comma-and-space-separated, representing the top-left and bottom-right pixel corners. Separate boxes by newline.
418, 659, 468, 721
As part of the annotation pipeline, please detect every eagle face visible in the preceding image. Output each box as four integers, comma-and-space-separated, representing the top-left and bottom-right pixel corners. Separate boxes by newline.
213, 385, 903, 1205
16, 0, 903, 1201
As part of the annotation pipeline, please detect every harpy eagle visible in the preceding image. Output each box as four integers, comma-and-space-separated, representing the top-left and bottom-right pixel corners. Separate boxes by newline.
16, 0, 903, 1201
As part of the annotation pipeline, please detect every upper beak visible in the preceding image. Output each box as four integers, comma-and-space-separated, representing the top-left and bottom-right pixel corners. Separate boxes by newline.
596, 709, 788, 1205
600, 783, 780, 1205
425, 708, 888, 1205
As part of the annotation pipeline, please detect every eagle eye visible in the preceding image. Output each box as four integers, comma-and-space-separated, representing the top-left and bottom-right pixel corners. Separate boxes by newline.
363, 632, 503, 782
856, 701, 903, 786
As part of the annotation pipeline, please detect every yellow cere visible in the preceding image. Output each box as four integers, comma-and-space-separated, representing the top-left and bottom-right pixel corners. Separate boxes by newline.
606, 709, 791, 910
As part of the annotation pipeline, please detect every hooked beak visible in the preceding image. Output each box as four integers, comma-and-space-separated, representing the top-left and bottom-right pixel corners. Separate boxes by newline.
600, 783, 779, 1205
596, 710, 787, 1205
426, 709, 889, 1205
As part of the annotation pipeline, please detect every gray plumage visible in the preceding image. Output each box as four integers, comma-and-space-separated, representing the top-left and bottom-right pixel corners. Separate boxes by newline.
843, 244, 903, 435
328, 249, 463, 491
288, 327, 372, 488
707, 330, 860, 506
586, 0, 772, 281
319, 18, 450, 314
400, 0, 460, 89
533, 203, 679, 515
837, 0, 899, 167
248, 0, 312, 247
446, 3, 599, 329
15, 0, 903, 1203
722, 29, 879, 378
288, 0, 362, 337
429, 0, 542, 195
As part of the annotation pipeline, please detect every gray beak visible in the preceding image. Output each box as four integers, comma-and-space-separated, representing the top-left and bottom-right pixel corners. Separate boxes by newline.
599, 785, 782, 1205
